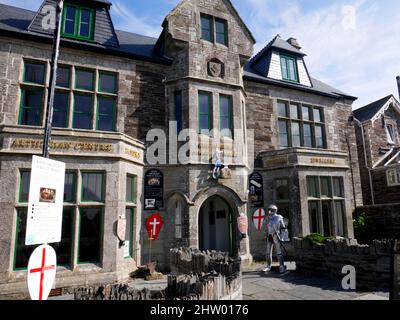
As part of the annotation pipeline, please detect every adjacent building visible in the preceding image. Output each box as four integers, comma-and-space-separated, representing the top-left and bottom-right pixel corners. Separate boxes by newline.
353, 92, 400, 205
0, 0, 362, 297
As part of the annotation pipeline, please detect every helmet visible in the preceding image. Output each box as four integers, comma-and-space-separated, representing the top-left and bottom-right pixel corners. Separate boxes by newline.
267, 204, 278, 213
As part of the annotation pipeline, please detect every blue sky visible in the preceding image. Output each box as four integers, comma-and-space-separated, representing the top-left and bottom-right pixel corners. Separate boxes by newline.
1, 0, 400, 109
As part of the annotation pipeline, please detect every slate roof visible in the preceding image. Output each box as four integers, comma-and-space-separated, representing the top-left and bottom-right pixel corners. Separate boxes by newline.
353, 95, 395, 122
0, 3, 171, 64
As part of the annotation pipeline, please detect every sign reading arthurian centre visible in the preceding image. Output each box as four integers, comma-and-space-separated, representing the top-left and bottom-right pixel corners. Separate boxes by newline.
25, 156, 65, 246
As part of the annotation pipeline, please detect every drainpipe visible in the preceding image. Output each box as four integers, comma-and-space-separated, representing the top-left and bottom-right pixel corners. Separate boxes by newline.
354, 117, 375, 205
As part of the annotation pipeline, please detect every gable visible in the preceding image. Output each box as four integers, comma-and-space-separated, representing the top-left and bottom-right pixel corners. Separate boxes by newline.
28, 0, 119, 47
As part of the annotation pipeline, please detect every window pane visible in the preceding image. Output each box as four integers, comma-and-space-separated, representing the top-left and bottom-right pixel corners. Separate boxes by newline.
64, 6, 76, 34
97, 97, 115, 132
290, 104, 300, 119
215, 19, 227, 45
279, 120, 289, 148
19, 171, 31, 202
200, 115, 210, 132
321, 201, 332, 237
276, 179, 289, 201
79, 9, 92, 38
99, 73, 117, 93
50, 208, 73, 265
73, 94, 93, 129
75, 69, 94, 91
314, 108, 323, 122
278, 102, 288, 117
57, 67, 70, 88
280, 57, 288, 79
320, 177, 332, 197
82, 173, 104, 202
201, 15, 213, 41
333, 177, 344, 198
302, 106, 311, 120
175, 91, 182, 134
53, 92, 69, 128
199, 92, 211, 131
291, 122, 301, 147
20, 89, 43, 126
220, 95, 232, 136
24, 62, 45, 84
303, 123, 313, 148
64, 172, 76, 202
388, 169, 397, 186
79, 208, 102, 263
126, 175, 137, 203
14, 209, 35, 269
334, 201, 345, 236
307, 176, 319, 198
287, 58, 297, 81
315, 125, 325, 148
308, 201, 319, 234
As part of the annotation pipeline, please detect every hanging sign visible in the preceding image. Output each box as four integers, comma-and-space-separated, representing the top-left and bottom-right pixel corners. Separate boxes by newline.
237, 213, 248, 238
144, 169, 164, 210
145, 213, 163, 240
249, 172, 264, 208
27, 244, 57, 301
252, 208, 266, 231
25, 156, 65, 245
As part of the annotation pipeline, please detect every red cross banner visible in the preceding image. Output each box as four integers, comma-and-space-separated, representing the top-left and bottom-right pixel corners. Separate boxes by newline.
252, 208, 266, 231
145, 213, 163, 241
27, 244, 57, 301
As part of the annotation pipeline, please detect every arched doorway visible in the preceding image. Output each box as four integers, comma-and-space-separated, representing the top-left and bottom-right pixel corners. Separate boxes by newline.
198, 195, 236, 255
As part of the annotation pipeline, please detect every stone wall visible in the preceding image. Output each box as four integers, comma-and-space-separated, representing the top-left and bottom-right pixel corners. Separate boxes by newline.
293, 238, 393, 291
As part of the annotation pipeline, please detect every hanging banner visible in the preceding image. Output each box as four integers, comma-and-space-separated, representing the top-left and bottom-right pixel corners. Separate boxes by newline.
252, 208, 266, 232
249, 172, 264, 208
25, 156, 65, 245
237, 213, 248, 238
144, 169, 164, 210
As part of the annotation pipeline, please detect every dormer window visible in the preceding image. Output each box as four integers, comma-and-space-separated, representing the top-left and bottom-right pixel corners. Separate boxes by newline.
386, 124, 397, 145
62, 4, 95, 41
201, 14, 228, 46
280, 55, 299, 83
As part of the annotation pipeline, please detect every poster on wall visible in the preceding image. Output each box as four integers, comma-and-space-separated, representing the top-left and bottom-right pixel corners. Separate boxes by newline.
144, 169, 164, 210
249, 172, 264, 208
25, 156, 65, 245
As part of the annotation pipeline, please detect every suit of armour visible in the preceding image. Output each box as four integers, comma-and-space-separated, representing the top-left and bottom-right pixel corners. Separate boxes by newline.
264, 213, 286, 273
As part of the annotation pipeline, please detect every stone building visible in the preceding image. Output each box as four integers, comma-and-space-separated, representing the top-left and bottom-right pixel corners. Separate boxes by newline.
0, 0, 361, 296
353, 91, 400, 205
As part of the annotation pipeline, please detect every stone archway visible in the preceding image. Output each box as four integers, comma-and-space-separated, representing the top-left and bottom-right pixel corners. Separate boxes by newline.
198, 195, 235, 255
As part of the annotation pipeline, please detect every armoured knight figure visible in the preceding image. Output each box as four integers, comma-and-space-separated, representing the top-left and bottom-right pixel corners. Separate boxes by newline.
263, 204, 287, 273
212, 148, 223, 179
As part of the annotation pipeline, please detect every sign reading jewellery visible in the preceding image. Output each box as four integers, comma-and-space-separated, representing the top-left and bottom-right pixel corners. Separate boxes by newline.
144, 169, 164, 210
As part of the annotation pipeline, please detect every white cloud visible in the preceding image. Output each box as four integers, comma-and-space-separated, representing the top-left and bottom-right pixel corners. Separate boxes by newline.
236, 0, 400, 108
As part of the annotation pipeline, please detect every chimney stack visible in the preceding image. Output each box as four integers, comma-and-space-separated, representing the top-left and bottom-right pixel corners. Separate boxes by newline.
397, 76, 400, 100
287, 37, 301, 50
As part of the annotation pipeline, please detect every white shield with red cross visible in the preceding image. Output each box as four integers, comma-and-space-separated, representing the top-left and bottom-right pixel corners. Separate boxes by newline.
27, 244, 57, 301
252, 208, 266, 231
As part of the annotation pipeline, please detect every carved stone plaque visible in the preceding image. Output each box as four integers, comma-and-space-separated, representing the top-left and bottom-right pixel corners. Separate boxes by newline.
208, 59, 224, 78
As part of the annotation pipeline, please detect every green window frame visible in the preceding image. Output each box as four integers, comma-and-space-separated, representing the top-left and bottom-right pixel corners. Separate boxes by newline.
13, 209, 35, 270
18, 88, 44, 126
124, 208, 134, 259
52, 91, 69, 128
50, 208, 74, 267
77, 207, 103, 264
81, 172, 105, 203
198, 91, 212, 133
64, 171, 77, 203
23, 61, 46, 85
126, 174, 137, 204
62, 4, 95, 41
215, 18, 228, 46
98, 72, 117, 94
280, 55, 299, 83
96, 96, 116, 132
56, 66, 71, 88
219, 95, 233, 138
73, 93, 93, 130
19, 170, 31, 203
201, 14, 214, 42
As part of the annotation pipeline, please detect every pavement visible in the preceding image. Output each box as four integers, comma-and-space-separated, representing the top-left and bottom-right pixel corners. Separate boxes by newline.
242, 262, 389, 300
49, 263, 390, 301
